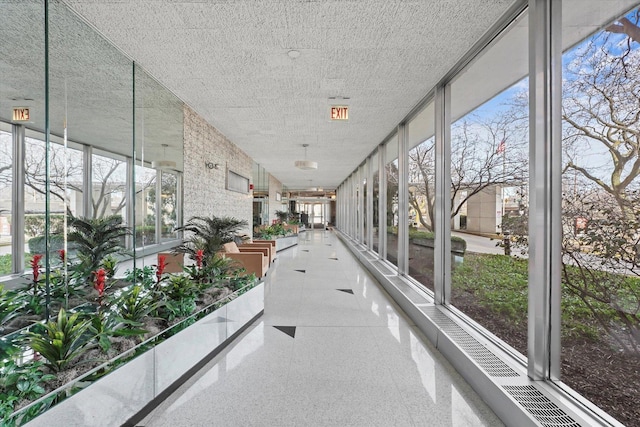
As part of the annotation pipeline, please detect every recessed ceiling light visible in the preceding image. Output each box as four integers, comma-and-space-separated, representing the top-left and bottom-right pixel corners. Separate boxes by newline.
287, 50, 300, 59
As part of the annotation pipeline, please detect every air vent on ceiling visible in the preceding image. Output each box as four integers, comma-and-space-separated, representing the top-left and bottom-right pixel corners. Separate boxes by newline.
503, 385, 581, 427
422, 306, 519, 377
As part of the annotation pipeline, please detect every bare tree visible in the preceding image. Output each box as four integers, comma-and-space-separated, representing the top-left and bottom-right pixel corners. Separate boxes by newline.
408, 111, 528, 232
563, 11, 640, 220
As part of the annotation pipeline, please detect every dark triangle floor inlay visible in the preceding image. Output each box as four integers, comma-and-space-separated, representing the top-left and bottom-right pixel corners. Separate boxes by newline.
295, 269, 306, 273
337, 289, 354, 294
203, 316, 231, 324
274, 326, 296, 338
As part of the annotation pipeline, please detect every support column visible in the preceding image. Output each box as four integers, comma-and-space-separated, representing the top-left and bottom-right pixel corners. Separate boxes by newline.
398, 123, 409, 275
82, 145, 93, 218
378, 144, 387, 261
366, 155, 374, 251
528, 0, 562, 381
11, 125, 25, 274
434, 85, 451, 305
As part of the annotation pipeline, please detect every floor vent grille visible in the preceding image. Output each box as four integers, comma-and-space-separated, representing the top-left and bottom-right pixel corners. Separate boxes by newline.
423, 307, 519, 377
503, 385, 581, 427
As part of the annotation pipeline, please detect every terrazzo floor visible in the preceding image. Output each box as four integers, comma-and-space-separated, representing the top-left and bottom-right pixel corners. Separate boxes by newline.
141, 230, 504, 427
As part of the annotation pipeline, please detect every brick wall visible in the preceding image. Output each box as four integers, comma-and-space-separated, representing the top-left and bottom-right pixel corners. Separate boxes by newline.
183, 105, 253, 237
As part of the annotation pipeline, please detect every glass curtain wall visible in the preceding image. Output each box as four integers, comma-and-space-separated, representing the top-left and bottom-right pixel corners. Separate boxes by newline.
385, 134, 399, 266
0, 0, 45, 276
559, 3, 640, 424
0, 0, 184, 314
371, 150, 379, 253
0, 126, 12, 275
447, 10, 529, 354
407, 102, 436, 292
335, 1, 640, 424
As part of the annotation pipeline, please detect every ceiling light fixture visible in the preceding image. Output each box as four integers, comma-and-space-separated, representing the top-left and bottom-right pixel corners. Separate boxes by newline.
152, 144, 177, 170
295, 143, 318, 170
287, 49, 300, 59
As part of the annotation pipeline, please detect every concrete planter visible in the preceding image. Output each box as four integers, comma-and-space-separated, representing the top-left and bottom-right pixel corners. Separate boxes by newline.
275, 234, 298, 252
17, 282, 264, 427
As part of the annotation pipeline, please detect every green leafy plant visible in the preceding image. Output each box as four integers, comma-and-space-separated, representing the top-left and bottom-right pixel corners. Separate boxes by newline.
162, 298, 197, 322
100, 255, 118, 279
28, 308, 94, 372
89, 312, 147, 353
116, 285, 157, 324
173, 215, 248, 267
0, 359, 56, 401
160, 274, 199, 301
67, 214, 130, 283
0, 286, 23, 328
124, 266, 156, 289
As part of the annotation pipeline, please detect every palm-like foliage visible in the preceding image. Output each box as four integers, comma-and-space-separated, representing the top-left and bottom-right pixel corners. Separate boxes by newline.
0, 286, 23, 328
28, 308, 93, 372
67, 214, 130, 282
173, 216, 247, 266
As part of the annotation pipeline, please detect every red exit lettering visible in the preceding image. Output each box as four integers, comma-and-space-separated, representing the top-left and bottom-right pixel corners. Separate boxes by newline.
12, 108, 30, 121
330, 106, 348, 121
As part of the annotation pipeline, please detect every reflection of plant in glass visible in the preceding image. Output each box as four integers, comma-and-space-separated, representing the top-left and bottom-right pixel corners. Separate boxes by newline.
156, 255, 167, 285
99, 255, 118, 279
28, 308, 93, 372
29, 254, 42, 297
93, 268, 107, 308
174, 216, 247, 266
0, 286, 22, 328
68, 214, 129, 283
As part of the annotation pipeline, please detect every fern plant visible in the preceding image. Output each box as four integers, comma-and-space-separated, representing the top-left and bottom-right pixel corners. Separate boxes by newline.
28, 308, 93, 372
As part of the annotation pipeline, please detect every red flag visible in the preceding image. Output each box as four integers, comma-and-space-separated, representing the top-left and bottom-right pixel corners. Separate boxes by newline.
496, 140, 506, 154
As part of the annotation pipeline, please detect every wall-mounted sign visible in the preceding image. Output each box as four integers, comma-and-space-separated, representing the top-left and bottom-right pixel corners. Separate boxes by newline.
12, 107, 30, 122
330, 106, 348, 121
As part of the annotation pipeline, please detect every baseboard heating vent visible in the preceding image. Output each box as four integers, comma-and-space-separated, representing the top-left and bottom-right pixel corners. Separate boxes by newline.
422, 306, 519, 378
503, 385, 581, 427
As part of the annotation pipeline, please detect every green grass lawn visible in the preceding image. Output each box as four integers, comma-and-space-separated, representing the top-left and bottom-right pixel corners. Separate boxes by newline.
451, 253, 630, 341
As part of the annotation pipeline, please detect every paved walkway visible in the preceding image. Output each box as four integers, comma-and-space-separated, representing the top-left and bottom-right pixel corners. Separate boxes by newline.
141, 230, 503, 426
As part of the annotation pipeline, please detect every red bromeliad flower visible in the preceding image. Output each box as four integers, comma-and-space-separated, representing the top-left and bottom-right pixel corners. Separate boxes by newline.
58, 249, 66, 263
196, 249, 204, 269
93, 268, 106, 305
157, 255, 167, 283
30, 254, 43, 283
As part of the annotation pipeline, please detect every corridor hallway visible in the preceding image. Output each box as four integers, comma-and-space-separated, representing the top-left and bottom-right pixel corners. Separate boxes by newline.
141, 230, 503, 427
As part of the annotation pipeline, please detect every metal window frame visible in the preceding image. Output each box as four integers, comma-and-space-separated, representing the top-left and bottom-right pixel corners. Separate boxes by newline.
397, 123, 409, 275
358, 164, 365, 243
11, 125, 25, 275
528, 0, 562, 381
434, 84, 452, 305
378, 143, 387, 261
366, 153, 374, 251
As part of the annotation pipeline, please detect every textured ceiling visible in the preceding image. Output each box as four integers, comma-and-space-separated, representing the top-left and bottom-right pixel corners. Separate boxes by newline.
60, 0, 517, 190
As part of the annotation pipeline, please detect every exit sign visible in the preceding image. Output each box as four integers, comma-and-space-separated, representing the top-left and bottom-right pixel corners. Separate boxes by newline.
12, 108, 30, 122
330, 106, 348, 121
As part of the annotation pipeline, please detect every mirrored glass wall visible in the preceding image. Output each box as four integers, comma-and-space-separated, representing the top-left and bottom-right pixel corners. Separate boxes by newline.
0, 1, 184, 320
